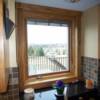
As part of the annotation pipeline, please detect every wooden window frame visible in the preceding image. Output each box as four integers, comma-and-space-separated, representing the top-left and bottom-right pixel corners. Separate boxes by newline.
16, 3, 82, 91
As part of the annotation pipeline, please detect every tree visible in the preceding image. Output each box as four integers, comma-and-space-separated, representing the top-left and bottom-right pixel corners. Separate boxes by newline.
35, 47, 44, 56
28, 46, 34, 56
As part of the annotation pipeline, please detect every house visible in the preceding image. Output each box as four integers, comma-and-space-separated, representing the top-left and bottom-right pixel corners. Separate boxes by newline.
0, 0, 100, 99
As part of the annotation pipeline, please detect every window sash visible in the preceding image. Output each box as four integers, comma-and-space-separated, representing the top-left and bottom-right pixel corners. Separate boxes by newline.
27, 19, 70, 76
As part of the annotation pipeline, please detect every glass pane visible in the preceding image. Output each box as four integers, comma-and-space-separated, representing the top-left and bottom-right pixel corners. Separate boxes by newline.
27, 20, 69, 76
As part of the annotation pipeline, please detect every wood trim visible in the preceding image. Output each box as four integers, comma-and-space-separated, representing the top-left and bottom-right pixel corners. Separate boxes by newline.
25, 75, 77, 89
16, 3, 82, 91
16, 3, 81, 17
0, 0, 9, 93
0, 0, 6, 92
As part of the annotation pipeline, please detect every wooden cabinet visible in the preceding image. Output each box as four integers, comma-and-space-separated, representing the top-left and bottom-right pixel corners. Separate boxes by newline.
0, 0, 9, 93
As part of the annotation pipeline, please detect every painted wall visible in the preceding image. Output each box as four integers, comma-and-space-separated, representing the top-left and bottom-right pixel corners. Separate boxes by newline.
81, 5, 99, 58
81, 5, 100, 87
8, 0, 17, 67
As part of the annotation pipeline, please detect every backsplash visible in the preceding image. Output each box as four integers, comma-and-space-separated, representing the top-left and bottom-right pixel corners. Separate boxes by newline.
98, 59, 100, 88
81, 56, 99, 86
0, 67, 19, 100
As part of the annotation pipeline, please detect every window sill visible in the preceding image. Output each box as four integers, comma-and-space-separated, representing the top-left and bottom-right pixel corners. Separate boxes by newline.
24, 73, 79, 89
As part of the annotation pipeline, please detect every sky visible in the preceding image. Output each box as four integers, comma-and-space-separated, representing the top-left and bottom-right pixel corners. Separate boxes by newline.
27, 24, 68, 46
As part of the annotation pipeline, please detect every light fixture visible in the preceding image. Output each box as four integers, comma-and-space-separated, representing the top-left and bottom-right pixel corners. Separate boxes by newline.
66, 0, 80, 3
70, 0, 80, 3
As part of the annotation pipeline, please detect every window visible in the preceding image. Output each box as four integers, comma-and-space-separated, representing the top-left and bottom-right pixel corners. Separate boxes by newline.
27, 20, 69, 76
16, 3, 81, 91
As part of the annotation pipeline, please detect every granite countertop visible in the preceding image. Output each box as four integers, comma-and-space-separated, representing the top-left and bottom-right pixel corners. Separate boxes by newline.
20, 81, 98, 100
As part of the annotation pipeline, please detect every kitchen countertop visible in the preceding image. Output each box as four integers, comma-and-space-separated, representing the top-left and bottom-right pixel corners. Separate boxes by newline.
20, 81, 98, 100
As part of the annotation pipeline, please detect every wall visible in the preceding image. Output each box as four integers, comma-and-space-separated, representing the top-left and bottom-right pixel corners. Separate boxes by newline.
6, 1, 100, 89
7, 0, 19, 85
81, 5, 99, 58
98, 5, 100, 87
0, 0, 19, 99
99, 5, 100, 59
8, 0, 17, 67
81, 5, 100, 86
